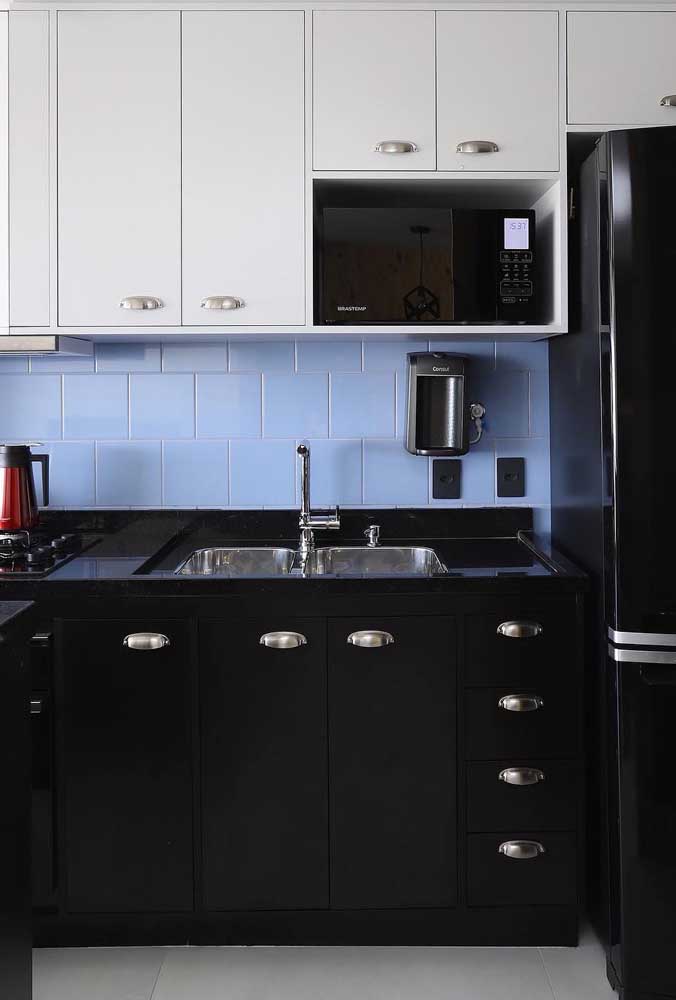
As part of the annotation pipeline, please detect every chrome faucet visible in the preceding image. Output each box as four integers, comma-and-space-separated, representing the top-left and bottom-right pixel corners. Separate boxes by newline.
297, 444, 340, 556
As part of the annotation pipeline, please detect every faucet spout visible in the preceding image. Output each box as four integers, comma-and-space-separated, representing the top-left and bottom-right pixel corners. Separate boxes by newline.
296, 443, 340, 555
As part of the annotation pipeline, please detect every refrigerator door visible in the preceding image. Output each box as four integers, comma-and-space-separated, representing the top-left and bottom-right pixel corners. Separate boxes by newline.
607, 127, 676, 633
609, 646, 676, 998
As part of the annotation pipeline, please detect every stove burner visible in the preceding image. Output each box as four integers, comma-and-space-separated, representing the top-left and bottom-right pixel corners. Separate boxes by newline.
0, 529, 87, 575
0, 531, 30, 559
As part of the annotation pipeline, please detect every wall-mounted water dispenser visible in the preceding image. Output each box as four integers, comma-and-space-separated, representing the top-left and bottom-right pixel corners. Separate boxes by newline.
405, 353, 485, 457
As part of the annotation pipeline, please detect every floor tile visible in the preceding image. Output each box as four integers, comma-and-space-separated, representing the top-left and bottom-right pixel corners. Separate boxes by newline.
152, 946, 555, 1000
540, 927, 614, 1000
33, 947, 165, 1000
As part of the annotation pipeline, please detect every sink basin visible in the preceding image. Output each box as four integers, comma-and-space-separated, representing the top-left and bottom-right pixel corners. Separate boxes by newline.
306, 546, 446, 577
175, 547, 296, 577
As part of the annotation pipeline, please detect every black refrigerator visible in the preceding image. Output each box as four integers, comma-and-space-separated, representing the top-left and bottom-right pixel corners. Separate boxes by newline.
551, 126, 676, 1000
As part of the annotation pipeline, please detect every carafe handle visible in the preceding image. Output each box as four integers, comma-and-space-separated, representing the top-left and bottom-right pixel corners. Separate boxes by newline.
31, 454, 49, 507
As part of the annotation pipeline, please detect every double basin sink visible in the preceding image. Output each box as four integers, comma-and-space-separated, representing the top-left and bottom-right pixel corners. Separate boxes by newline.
175, 545, 446, 578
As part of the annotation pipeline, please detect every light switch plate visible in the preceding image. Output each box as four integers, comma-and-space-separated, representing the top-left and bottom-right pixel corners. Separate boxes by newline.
497, 457, 525, 498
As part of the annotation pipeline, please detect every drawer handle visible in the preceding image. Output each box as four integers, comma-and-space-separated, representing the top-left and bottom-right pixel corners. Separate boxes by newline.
498, 694, 544, 713
456, 140, 499, 154
200, 295, 245, 311
259, 631, 307, 649
660, 95, 676, 107
347, 630, 395, 648
499, 767, 545, 786
119, 296, 163, 311
123, 632, 170, 651
497, 620, 543, 639
499, 840, 545, 860
375, 140, 418, 155
30, 698, 44, 716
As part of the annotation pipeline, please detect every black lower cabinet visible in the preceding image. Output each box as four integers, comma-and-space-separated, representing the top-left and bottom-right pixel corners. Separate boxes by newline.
467, 833, 578, 906
328, 616, 457, 909
58, 619, 194, 913
200, 618, 329, 911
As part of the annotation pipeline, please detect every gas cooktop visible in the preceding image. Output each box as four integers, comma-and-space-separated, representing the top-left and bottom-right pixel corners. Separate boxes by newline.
0, 530, 98, 577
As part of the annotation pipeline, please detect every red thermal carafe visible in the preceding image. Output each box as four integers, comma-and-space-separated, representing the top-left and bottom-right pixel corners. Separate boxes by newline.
0, 445, 50, 532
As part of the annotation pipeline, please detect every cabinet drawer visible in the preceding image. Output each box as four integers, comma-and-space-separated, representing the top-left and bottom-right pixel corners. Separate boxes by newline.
468, 833, 577, 906
467, 761, 579, 832
465, 687, 578, 760
568, 13, 676, 126
465, 609, 575, 685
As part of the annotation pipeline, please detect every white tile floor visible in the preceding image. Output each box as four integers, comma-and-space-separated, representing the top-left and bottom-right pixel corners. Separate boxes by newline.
33, 927, 615, 1000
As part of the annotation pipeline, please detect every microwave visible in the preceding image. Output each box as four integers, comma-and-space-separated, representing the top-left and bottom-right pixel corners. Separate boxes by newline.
315, 207, 536, 325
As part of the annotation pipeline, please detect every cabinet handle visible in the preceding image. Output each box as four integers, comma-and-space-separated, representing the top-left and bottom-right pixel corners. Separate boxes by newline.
456, 140, 499, 154
497, 620, 543, 639
660, 95, 676, 106
119, 296, 164, 311
30, 698, 44, 716
347, 630, 395, 648
499, 767, 545, 786
499, 840, 545, 860
259, 631, 307, 649
123, 632, 171, 651
375, 140, 418, 154
200, 295, 245, 311
498, 694, 544, 713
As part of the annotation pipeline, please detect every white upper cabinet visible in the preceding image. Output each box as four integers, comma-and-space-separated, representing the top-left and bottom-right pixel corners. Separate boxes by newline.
568, 13, 676, 126
312, 11, 436, 171
9, 12, 50, 327
57, 12, 181, 327
182, 12, 305, 327
437, 11, 559, 172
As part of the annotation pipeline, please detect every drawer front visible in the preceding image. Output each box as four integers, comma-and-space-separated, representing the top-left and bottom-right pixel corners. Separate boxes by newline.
467, 760, 579, 832
465, 687, 578, 760
465, 609, 575, 686
468, 833, 578, 906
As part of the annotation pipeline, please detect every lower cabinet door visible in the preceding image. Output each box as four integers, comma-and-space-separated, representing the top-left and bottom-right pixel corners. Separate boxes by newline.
328, 616, 457, 909
59, 619, 194, 913
200, 618, 328, 910
468, 833, 578, 906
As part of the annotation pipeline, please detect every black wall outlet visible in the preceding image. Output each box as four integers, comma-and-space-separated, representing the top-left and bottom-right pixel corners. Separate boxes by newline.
432, 459, 462, 500
497, 457, 525, 498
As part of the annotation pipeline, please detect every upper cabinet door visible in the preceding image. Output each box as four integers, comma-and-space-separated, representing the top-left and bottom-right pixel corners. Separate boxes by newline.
182, 12, 304, 327
568, 13, 676, 126
437, 11, 559, 172
313, 11, 436, 171
57, 13, 181, 327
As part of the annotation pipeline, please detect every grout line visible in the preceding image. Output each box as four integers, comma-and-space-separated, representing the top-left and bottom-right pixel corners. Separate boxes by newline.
537, 947, 559, 1000
148, 951, 167, 1000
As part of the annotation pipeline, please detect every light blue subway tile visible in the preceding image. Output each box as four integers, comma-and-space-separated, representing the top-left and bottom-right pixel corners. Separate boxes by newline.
31, 354, 95, 373
529, 371, 550, 437
163, 441, 228, 506
130, 373, 194, 439
0, 374, 62, 440
363, 339, 427, 371
230, 439, 296, 506
0, 357, 29, 373
472, 372, 529, 438
363, 440, 429, 505
264, 374, 328, 438
533, 505, 551, 538
429, 340, 496, 373
496, 340, 548, 372
162, 343, 227, 372
495, 437, 550, 506
305, 438, 362, 506
331, 373, 395, 438
457, 435, 496, 505
97, 441, 162, 506
229, 341, 294, 372
64, 374, 128, 440
38, 442, 95, 507
196, 373, 261, 439
96, 343, 162, 372
296, 341, 362, 372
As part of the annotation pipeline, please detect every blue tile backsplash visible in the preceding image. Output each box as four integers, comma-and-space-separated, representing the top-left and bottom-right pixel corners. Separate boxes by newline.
0, 340, 550, 520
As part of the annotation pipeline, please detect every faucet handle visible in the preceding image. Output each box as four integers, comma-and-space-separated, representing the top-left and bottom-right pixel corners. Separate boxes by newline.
364, 524, 381, 547
308, 506, 340, 530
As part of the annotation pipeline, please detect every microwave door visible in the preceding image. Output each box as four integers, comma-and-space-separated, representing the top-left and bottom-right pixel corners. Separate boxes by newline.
450, 210, 498, 323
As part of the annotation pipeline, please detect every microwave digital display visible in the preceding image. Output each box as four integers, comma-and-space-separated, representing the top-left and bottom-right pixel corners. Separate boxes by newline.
504, 218, 529, 250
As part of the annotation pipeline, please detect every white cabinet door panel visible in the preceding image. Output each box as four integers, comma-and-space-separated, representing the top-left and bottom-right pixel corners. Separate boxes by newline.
9, 12, 50, 327
568, 13, 676, 126
313, 11, 436, 171
437, 11, 559, 172
58, 12, 181, 327
182, 12, 304, 327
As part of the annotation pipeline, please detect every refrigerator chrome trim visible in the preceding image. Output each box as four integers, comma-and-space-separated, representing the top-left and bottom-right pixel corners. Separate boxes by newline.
608, 644, 676, 665
608, 627, 676, 648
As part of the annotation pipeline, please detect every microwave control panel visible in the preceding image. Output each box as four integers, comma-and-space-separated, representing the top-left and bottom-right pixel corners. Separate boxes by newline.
498, 249, 535, 321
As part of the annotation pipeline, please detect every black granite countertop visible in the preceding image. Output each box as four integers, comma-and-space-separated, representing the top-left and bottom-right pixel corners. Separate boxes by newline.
0, 601, 34, 632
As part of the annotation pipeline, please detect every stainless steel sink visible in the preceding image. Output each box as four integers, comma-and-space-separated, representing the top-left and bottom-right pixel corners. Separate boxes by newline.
306, 546, 446, 577
175, 547, 296, 577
